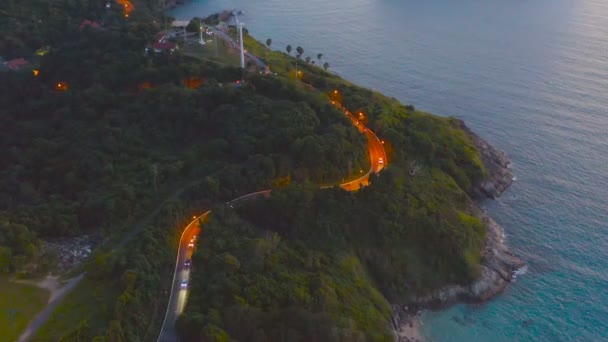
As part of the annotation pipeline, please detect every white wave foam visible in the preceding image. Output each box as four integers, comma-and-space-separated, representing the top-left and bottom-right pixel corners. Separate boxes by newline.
512, 265, 529, 281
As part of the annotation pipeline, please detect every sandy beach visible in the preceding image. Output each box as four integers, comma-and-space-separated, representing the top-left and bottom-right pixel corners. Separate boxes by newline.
394, 312, 424, 342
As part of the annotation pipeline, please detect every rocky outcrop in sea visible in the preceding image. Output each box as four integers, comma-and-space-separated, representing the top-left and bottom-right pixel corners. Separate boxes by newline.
408, 215, 524, 307
456, 119, 514, 199
391, 121, 525, 340
412, 121, 524, 306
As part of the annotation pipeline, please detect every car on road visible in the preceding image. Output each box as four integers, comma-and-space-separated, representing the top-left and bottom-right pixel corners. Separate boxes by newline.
184, 259, 191, 268
187, 241, 194, 248
379, 157, 384, 165
181, 280, 188, 289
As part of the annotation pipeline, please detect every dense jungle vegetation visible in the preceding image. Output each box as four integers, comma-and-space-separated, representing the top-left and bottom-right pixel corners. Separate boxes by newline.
2, 1, 489, 340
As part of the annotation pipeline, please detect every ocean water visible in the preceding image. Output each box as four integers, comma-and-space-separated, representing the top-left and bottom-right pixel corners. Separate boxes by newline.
170, 0, 608, 340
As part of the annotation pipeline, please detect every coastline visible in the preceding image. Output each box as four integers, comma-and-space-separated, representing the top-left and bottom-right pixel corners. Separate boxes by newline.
158, 9, 524, 340
392, 305, 424, 342
392, 120, 525, 341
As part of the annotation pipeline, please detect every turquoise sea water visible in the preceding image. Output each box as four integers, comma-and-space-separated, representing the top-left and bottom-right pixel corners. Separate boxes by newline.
170, 1, 608, 340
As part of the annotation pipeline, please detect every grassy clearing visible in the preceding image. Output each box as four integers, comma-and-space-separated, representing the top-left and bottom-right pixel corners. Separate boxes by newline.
31, 277, 118, 341
0, 276, 48, 342
180, 38, 241, 66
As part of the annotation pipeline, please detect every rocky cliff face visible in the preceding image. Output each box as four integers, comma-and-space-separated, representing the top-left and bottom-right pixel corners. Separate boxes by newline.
456, 119, 514, 198
393, 121, 524, 322
407, 216, 524, 307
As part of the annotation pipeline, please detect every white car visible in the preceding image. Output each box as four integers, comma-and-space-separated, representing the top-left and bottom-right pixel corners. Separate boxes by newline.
181, 280, 188, 289
379, 157, 384, 165
187, 241, 194, 248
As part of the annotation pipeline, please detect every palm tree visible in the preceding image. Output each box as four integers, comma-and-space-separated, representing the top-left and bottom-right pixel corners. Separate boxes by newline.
317, 53, 323, 61
296, 46, 304, 56
323, 62, 330, 71
286, 44, 292, 55
266, 38, 272, 48
305, 56, 311, 63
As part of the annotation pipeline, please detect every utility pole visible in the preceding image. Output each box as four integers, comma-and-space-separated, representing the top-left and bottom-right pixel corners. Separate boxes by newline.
232, 10, 245, 79
199, 18, 205, 45
233, 12, 240, 45
238, 22, 245, 70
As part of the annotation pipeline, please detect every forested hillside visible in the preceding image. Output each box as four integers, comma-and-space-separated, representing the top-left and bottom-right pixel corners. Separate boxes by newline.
0, 1, 367, 275
172, 26, 491, 342
2, 1, 496, 340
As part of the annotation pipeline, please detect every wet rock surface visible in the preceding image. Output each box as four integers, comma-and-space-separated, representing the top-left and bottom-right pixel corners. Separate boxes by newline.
391, 122, 525, 339
408, 216, 525, 307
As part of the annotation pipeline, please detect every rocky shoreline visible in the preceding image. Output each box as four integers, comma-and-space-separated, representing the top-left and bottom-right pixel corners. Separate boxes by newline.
392, 120, 525, 341
458, 119, 514, 200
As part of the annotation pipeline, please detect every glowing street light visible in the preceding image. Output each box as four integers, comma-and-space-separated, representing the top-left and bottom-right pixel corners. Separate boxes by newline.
55, 82, 68, 91
199, 25, 205, 45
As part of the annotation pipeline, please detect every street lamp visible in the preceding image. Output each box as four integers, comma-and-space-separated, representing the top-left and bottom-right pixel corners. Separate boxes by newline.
199, 19, 205, 45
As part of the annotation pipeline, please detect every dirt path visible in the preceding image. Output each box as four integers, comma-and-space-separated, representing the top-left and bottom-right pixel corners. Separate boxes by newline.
16, 274, 85, 342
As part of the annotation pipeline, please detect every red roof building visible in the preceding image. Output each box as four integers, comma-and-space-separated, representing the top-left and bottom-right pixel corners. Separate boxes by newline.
5, 58, 28, 70
79, 20, 101, 31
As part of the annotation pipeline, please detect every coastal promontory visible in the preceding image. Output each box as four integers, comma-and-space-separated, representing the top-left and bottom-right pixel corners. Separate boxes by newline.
0, 3, 522, 341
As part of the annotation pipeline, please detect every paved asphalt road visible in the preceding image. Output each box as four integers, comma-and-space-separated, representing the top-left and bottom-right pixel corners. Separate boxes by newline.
335, 101, 386, 191
18, 274, 85, 342
158, 25, 386, 342
157, 191, 272, 342
157, 100, 387, 341
15, 20, 386, 342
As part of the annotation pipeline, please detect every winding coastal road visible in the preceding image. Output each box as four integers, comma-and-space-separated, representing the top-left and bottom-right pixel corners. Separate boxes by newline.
157, 26, 387, 342
157, 99, 387, 341
334, 101, 386, 191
